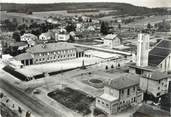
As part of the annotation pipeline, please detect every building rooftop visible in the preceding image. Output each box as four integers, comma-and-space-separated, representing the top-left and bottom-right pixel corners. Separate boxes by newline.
14, 53, 33, 61
105, 74, 139, 90
27, 42, 76, 53
104, 34, 117, 40
148, 39, 171, 66
100, 93, 118, 102
9, 41, 27, 47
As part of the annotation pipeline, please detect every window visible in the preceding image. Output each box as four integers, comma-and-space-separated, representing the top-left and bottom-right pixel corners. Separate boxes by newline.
127, 88, 130, 96
133, 86, 135, 91
106, 104, 109, 107
158, 87, 160, 90
121, 90, 124, 94
98, 100, 100, 102
102, 102, 104, 104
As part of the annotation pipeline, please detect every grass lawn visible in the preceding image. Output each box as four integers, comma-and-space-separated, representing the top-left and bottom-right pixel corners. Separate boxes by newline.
48, 87, 95, 115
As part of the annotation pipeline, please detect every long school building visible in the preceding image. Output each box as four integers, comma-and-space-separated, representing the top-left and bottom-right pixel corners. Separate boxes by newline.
15, 42, 84, 65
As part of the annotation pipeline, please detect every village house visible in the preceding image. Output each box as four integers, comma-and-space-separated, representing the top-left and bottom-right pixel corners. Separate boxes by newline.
39, 32, 54, 41
96, 74, 143, 114
21, 33, 37, 42
140, 71, 170, 97
20, 33, 37, 47
14, 42, 84, 66
103, 34, 121, 48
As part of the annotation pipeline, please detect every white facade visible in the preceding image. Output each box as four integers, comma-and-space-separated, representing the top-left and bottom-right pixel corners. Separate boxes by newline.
136, 33, 150, 67
39, 33, 51, 41
103, 34, 121, 48
140, 73, 169, 97
96, 84, 143, 114
21, 33, 37, 42
56, 34, 70, 41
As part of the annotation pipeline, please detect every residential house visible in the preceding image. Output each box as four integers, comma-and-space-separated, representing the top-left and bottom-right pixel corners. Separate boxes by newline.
140, 71, 170, 97
39, 32, 54, 41
20, 33, 37, 47
103, 34, 121, 48
96, 74, 143, 114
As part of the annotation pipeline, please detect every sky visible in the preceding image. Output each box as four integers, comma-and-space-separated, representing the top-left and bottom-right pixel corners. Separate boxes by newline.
1, 0, 171, 8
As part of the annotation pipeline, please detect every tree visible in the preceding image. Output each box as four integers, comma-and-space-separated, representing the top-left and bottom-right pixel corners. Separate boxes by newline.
78, 17, 83, 22
68, 35, 75, 43
12, 32, 21, 42
157, 20, 171, 32
105, 65, 108, 70
118, 23, 121, 30
111, 65, 114, 68
65, 23, 76, 33
26, 111, 31, 117
147, 23, 152, 30
18, 106, 22, 114
100, 21, 109, 35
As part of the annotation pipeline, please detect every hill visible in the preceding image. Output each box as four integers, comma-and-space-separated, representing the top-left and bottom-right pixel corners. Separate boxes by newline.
0, 2, 169, 16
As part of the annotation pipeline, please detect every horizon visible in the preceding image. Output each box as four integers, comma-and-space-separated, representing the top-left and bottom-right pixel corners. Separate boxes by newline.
1, 0, 171, 8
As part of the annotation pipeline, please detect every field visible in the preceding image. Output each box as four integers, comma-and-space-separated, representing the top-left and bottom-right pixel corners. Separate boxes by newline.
33, 9, 114, 17
127, 15, 171, 27
0, 11, 45, 24
48, 87, 95, 115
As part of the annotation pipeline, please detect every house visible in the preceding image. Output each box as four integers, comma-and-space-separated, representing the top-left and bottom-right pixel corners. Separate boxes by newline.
39, 32, 54, 41
87, 26, 95, 31
96, 74, 143, 114
140, 71, 170, 97
21, 33, 37, 42
56, 33, 70, 41
14, 42, 83, 66
21, 33, 37, 47
103, 34, 121, 48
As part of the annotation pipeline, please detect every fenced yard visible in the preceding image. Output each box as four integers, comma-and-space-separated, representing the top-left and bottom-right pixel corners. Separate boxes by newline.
48, 87, 95, 115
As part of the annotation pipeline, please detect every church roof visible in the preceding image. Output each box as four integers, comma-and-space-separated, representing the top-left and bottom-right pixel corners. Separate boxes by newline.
148, 39, 171, 66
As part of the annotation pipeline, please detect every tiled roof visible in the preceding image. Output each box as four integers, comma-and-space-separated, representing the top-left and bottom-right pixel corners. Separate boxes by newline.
148, 39, 171, 66
105, 74, 139, 90
14, 53, 33, 60
10, 42, 27, 47
104, 34, 117, 40
27, 42, 76, 53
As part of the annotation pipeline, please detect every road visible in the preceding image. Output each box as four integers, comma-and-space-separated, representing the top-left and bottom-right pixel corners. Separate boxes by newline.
0, 79, 64, 117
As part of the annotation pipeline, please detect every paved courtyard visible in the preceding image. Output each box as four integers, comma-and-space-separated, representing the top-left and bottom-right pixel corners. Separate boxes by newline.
16, 57, 102, 77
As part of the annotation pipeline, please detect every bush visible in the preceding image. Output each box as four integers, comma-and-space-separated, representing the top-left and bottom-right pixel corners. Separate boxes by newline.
3, 65, 28, 81
93, 108, 107, 116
